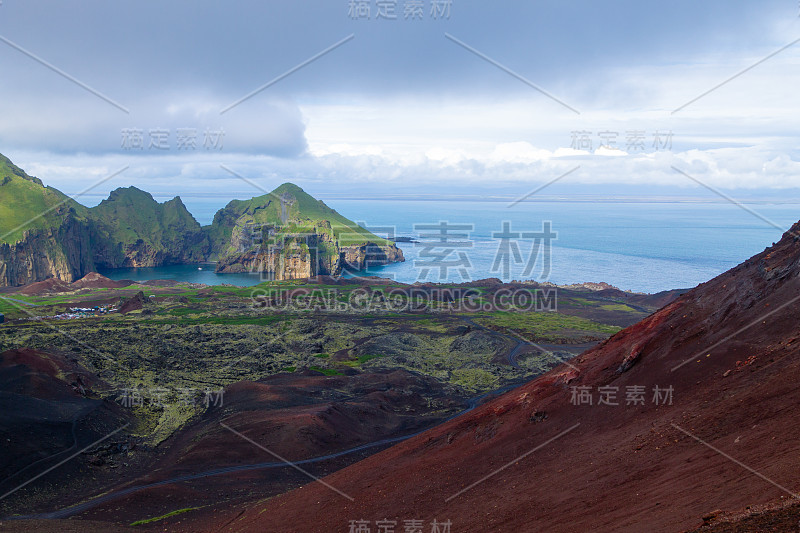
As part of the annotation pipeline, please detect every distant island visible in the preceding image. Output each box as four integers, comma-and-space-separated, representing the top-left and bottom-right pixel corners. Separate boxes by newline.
0, 153, 403, 287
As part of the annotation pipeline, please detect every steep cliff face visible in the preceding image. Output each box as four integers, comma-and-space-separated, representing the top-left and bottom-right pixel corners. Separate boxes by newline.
0, 214, 95, 287
0, 154, 95, 287
214, 231, 406, 280
215, 247, 315, 280
210, 183, 404, 279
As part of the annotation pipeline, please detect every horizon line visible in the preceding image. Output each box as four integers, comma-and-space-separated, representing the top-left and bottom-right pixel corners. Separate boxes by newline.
70, 192, 800, 205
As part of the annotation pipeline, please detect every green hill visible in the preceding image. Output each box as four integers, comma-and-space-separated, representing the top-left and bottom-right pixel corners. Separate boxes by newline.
0, 154, 88, 245
206, 183, 391, 258
90, 187, 209, 267
208, 183, 403, 278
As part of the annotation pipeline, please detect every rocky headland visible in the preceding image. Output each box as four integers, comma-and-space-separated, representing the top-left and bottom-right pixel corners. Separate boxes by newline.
0, 154, 403, 287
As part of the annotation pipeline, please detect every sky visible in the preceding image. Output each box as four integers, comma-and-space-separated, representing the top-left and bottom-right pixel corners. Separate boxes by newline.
1, 0, 799, 202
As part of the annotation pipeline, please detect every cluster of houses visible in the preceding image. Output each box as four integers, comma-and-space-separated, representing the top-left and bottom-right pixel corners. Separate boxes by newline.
0, 305, 120, 325
50, 305, 118, 320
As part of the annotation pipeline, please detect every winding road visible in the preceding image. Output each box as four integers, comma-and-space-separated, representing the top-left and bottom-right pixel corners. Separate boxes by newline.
459, 316, 526, 368
9, 379, 529, 521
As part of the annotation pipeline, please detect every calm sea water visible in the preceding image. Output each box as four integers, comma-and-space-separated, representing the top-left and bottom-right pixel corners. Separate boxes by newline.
99, 199, 800, 294
99, 263, 265, 287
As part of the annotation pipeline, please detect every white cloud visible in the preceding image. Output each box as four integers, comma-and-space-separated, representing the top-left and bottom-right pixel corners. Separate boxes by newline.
3, 1, 800, 197
594, 146, 628, 157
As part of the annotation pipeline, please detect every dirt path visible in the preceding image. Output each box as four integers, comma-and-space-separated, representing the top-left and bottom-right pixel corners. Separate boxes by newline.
8, 378, 533, 521
0, 296, 38, 307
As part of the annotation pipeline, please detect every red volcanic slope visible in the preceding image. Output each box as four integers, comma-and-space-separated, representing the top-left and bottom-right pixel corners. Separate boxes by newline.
64, 369, 462, 527
69, 272, 132, 290
15, 277, 72, 295
219, 223, 800, 533
13, 272, 131, 295
137, 370, 461, 480
0, 349, 127, 497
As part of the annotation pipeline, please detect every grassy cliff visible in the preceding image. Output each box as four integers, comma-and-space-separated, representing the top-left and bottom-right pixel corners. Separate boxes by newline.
90, 187, 209, 267
207, 183, 403, 277
206, 183, 391, 258
0, 154, 88, 245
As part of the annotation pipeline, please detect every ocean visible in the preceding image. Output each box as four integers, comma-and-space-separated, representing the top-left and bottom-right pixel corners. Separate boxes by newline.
99, 198, 800, 294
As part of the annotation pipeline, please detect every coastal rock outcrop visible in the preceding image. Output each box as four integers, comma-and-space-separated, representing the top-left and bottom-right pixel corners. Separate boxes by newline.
0, 154, 403, 286
210, 183, 404, 279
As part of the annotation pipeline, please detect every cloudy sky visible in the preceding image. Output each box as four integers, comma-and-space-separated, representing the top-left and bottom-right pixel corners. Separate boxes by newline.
1, 0, 799, 201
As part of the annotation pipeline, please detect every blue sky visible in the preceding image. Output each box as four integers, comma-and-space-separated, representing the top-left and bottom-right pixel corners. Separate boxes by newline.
0, 0, 799, 200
